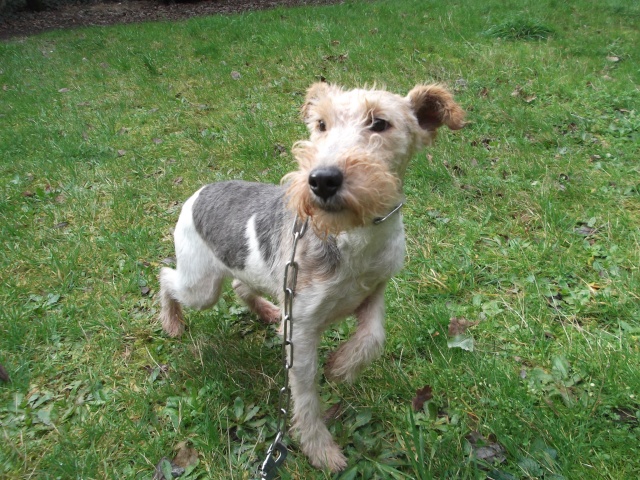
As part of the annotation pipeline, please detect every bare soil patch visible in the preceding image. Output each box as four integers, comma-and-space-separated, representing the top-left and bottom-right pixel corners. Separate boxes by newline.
0, 0, 344, 40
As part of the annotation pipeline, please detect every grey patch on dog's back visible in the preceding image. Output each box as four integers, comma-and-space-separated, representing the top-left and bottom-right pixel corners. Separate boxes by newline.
255, 198, 288, 267
192, 181, 288, 269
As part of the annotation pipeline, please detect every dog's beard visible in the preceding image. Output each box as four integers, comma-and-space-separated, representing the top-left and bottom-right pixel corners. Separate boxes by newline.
283, 141, 401, 236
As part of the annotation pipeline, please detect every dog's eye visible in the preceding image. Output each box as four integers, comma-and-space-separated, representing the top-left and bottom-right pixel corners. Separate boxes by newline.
370, 118, 390, 132
317, 120, 327, 132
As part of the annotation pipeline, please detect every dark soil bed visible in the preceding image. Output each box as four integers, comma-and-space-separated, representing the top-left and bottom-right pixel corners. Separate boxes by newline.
0, 0, 344, 40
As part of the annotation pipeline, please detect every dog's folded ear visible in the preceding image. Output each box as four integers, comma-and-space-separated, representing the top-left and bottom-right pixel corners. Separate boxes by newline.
407, 84, 466, 132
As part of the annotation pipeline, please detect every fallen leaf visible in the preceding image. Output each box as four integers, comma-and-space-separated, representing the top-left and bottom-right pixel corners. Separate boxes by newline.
470, 138, 492, 150
58, 88, 70, 93
153, 457, 184, 480
173, 177, 183, 185
412, 385, 433, 412
153, 138, 163, 145
545, 291, 563, 309
145, 364, 169, 375
323, 53, 349, 62
322, 401, 343, 422
231, 71, 241, 80
22, 190, 35, 197
53, 221, 69, 229
140, 286, 151, 296
274, 143, 287, 156
0, 364, 9, 382
447, 334, 475, 351
610, 407, 639, 425
524, 95, 537, 103
173, 442, 199, 469
574, 223, 597, 236
466, 431, 507, 466
117, 150, 127, 157
455, 78, 468, 90
448, 317, 479, 336
606, 56, 620, 62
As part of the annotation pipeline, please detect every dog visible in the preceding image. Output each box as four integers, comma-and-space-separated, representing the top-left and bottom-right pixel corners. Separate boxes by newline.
158, 82, 464, 471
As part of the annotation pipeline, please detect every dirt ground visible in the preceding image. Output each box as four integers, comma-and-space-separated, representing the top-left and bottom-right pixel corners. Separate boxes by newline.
0, 0, 344, 40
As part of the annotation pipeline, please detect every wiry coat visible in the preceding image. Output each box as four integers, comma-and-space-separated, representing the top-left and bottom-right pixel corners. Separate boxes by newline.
158, 82, 464, 472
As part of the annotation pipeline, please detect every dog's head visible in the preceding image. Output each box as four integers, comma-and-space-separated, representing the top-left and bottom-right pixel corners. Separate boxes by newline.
283, 83, 465, 235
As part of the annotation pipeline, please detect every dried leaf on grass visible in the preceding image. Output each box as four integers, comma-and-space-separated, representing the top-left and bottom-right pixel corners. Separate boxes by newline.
412, 385, 433, 412
152, 442, 199, 479
322, 401, 343, 422
447, 317, 478, 352
173, 441, 199, 469
448, 317, 479, 336
153, 457, 181, 480
0, 364, 9, 382
466, 431, 507, 466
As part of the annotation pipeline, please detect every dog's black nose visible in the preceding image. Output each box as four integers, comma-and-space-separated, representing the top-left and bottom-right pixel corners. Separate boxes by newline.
308, 167, 343, 201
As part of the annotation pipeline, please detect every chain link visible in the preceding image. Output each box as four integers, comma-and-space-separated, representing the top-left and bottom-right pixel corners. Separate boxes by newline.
259, 216, 307, 480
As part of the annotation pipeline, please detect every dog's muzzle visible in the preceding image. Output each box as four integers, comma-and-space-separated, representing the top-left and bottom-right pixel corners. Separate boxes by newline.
308, 167, 343, 201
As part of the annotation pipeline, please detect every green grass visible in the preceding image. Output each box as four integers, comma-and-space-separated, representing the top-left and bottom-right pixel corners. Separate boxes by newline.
483, 16, 554, 40
1, 0, 639, 478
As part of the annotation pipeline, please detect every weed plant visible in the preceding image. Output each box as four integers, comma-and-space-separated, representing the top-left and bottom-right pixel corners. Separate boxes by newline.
1, 0, 639, 478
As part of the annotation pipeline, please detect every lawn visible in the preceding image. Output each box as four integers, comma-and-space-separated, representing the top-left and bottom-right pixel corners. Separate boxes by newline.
1, 0, 639, 478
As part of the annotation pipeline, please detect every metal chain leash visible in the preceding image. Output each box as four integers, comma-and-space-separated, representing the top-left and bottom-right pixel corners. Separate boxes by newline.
259, 216, 308, 480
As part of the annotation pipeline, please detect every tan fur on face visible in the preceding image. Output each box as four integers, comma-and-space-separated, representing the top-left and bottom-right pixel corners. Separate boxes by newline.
284, 141, 400, 236
284, 82, 465, 236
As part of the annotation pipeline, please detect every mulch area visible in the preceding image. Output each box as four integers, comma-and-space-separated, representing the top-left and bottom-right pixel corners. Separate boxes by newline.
0, 0, 344, 40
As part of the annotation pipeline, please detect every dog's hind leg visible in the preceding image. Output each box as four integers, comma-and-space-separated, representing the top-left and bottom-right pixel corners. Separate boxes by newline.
232, 280, 281, 324
158, 192, 226, 337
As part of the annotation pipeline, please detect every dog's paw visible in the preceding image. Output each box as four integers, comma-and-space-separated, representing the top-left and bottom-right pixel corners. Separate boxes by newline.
305, 440, 348, 472
160, 307, 185, 338
254, 298, 281, 324
324, 347, 358, 384
162, 320, 185, 338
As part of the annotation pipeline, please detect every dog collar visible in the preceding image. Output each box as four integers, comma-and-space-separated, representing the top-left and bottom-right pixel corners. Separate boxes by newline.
373, 202, 404, 225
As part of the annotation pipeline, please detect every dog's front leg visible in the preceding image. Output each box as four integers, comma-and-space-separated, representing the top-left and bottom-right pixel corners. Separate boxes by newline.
325, 282, 387, 383
289, 329, 347, 472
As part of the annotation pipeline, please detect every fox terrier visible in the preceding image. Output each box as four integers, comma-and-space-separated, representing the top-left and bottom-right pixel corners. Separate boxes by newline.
158, 82, 464, 471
